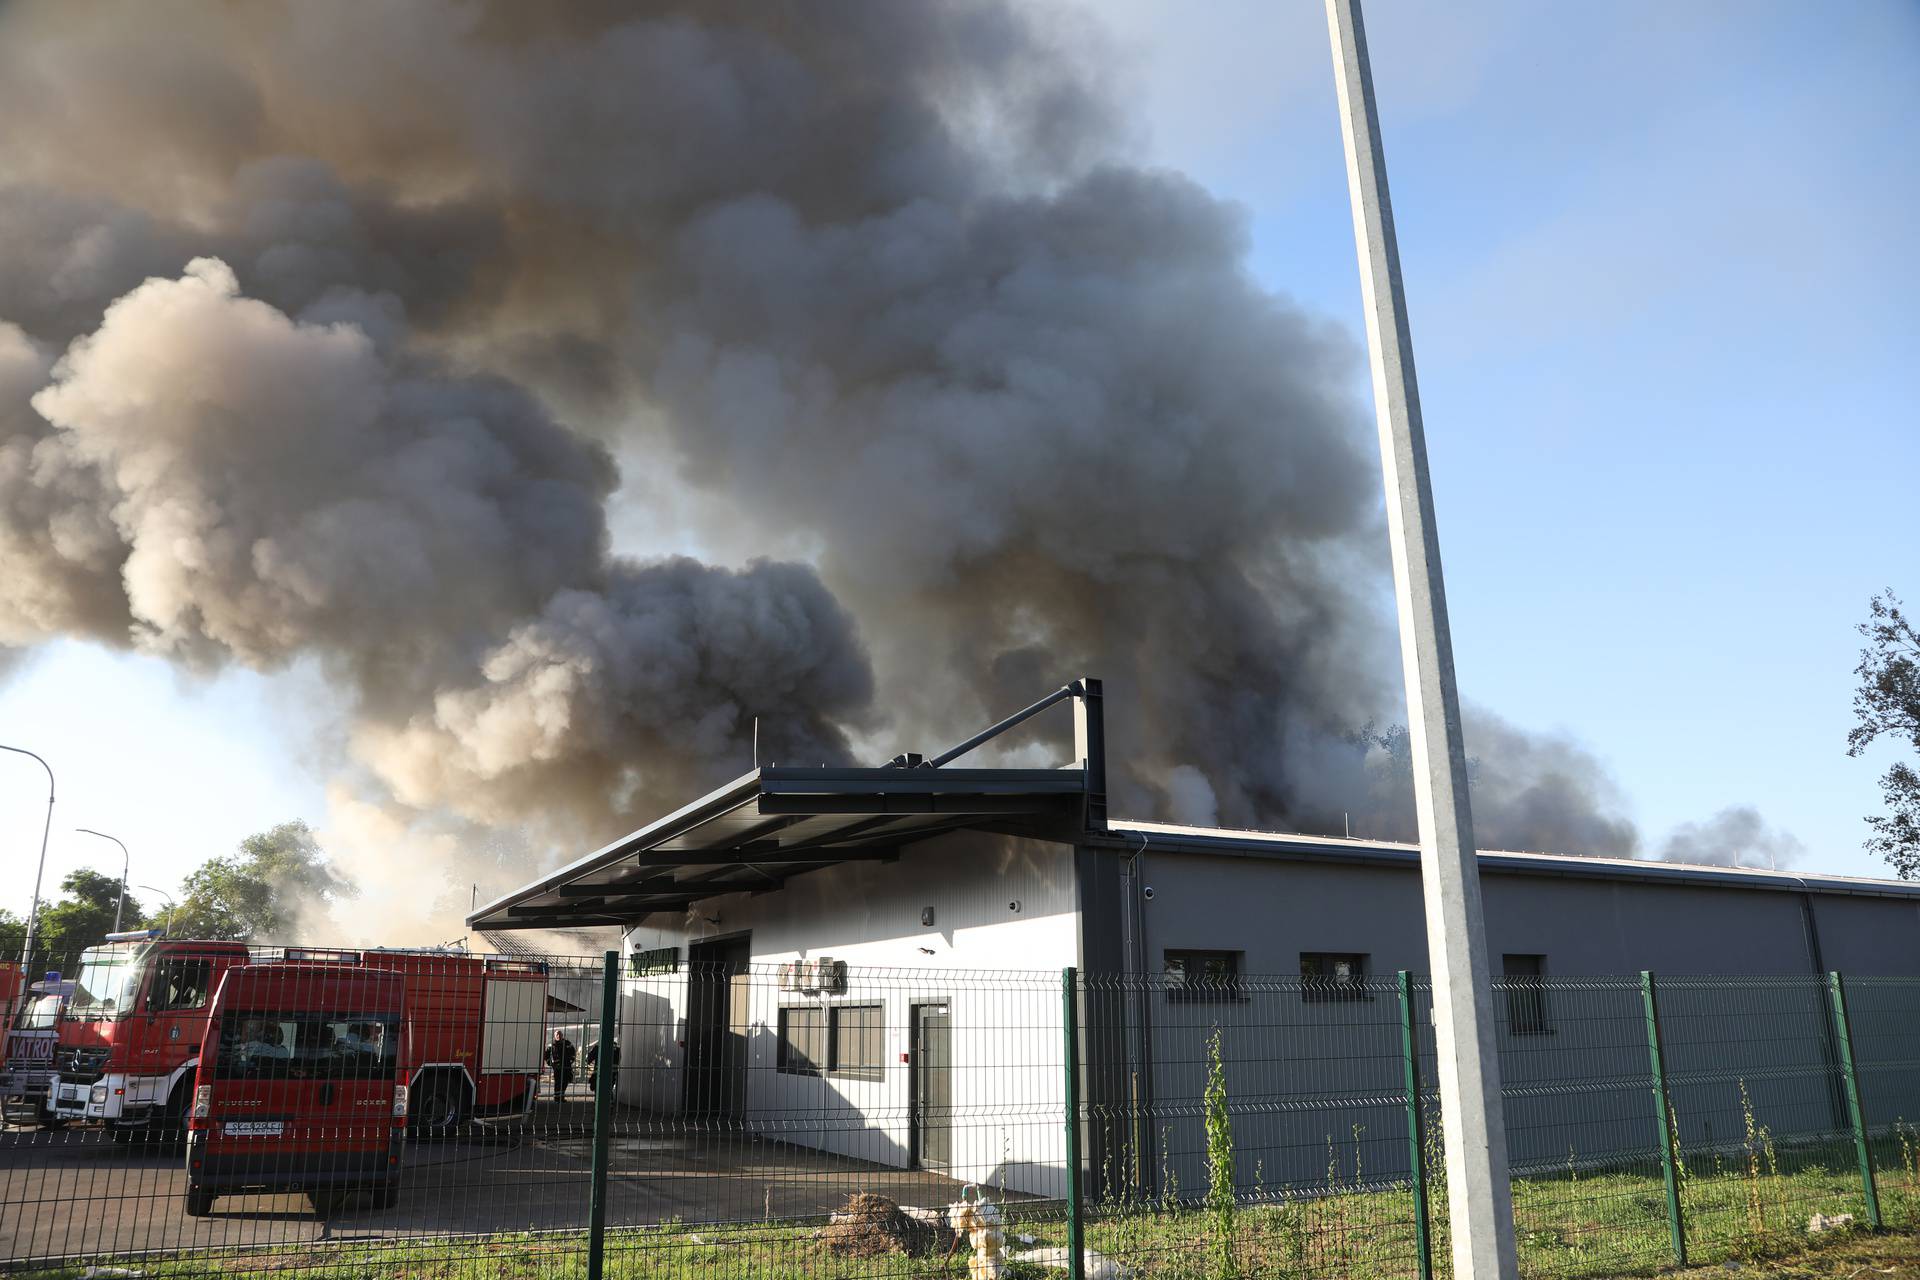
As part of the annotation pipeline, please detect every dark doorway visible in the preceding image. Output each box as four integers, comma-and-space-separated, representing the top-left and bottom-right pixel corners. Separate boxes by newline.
910, 1001, 952, 1170
684, 935, 751, 1121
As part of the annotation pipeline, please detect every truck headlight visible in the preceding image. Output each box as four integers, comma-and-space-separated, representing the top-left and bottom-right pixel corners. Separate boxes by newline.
90, 1084, 108, 1105
193, 1085, 211, 1119
393, 1084, 408, 1118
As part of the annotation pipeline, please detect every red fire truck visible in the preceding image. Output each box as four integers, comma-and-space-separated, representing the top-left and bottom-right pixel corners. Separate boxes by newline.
43, 933, 547, 1134
3, 969, 77, 1126
185, 963, 409, 1216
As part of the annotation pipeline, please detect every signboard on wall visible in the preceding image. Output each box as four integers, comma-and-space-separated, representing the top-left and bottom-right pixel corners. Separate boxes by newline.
629, 947, 681, 977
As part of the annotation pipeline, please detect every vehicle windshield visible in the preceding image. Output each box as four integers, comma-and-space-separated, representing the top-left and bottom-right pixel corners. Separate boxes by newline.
15, 995, 62, 1031
67, 945, 150, 1020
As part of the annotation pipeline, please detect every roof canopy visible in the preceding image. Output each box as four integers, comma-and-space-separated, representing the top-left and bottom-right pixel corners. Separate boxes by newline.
468, 765, 1087, 931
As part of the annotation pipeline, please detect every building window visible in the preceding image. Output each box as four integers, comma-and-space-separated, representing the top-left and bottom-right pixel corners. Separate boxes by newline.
777, 1006, 825, 1076
1503, 954, 1551, 1036
1164, 950, 1242, 1002
1300, 952, 1370, 1002
830, 1004, 885, 1080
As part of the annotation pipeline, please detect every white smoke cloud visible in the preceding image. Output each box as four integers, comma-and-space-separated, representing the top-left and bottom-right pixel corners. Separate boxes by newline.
10, 257, 871, 867
0, 319, 128, 646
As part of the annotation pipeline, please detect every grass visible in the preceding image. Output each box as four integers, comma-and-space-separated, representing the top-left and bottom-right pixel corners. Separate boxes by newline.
1664, 1229, 1920, 1279
13, 1137, 1920, 1280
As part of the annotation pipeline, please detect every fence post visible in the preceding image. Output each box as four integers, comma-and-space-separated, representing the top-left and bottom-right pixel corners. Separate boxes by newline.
587, 950, 618, 1280
1063, 967, 1086, 1280
1640, 971, 1686, 1268
1828, 971, 1883, 1230
1398, 971, 1434, 1280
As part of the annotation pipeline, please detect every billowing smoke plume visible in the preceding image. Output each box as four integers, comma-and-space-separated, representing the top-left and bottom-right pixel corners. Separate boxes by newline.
8, 254, 869, 837
0, 1, 1784, 932
1337, 714, 1640, 856
1659, 807, 1805, 870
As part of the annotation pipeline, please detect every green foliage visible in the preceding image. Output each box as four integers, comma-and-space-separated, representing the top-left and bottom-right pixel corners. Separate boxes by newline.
0, 907, 25, 957
170, 820, 354, 942
1849, 591, 1920, 878
27, 868, 142, 960
1203, 1026, 1237, 1280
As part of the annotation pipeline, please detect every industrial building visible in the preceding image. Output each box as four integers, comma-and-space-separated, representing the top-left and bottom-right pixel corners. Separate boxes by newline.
470, 679, 1920, 1198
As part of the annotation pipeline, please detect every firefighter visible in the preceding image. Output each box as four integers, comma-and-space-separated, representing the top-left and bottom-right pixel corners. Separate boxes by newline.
584, 1037, 620, 1093
544, 1030, 577, 1099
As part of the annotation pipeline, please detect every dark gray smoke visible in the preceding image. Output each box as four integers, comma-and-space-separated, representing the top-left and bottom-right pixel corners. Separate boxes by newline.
1659, 807, 1805, 870
1341, 715, 1641, 856
0, 0, 1771, 879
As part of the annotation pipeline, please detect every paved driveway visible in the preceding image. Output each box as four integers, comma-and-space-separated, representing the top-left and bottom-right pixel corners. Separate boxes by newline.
1, 1106, 988, 1266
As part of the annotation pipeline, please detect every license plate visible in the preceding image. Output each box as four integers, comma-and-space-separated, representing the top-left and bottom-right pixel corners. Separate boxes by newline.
223, 1120, 284, 1137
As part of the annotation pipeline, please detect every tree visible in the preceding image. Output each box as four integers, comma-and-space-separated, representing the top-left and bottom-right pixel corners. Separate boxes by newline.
1848, 591, 1920, 879
29, 868, 144, 962
0, 908, 24, 958
170, 820, 354, 942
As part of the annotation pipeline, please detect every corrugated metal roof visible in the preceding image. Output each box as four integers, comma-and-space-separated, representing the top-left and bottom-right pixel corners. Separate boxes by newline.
467, 765, 1087, 931
1097, 820, 1920, 901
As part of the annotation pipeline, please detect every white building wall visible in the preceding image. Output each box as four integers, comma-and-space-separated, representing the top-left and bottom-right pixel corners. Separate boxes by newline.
618, 829, 1079, 1197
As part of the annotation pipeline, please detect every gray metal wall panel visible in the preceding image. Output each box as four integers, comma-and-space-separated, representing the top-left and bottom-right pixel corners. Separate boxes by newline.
1136, 854, 1920, 979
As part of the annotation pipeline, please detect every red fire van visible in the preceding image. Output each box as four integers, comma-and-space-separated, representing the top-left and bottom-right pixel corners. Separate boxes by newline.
183, 964, 408, 1217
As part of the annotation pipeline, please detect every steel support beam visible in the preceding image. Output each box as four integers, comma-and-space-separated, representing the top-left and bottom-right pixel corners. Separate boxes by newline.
924, 682, 1083, 768
1324, 2, 1516, 1277
1074, 676, 1107, 832
756, 794, 1076, 816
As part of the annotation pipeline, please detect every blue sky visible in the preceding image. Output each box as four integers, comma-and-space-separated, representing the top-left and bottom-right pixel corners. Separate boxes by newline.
2, 1, 1916, 917
1089, 0, 1917, 877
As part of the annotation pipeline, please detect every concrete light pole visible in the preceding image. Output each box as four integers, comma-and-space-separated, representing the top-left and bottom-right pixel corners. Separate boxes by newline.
76, 828, 131, 934
1, 744, 55, 972
1322, 1, 1519, 1277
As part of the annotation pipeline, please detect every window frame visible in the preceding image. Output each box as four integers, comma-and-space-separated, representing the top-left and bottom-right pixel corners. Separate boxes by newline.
776, 1005, 826, 1077
1163, 949, 1245, 1003
147, 958, 213, 1013
1501, 953, 1553, 1036
828, 1003, 886, 1081
1299, 951, 1372, 1003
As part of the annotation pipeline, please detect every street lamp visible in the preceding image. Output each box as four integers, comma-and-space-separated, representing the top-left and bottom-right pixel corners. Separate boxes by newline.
0, 744, 54, 970
75, 829, 131, 934
137, 886, 177, 935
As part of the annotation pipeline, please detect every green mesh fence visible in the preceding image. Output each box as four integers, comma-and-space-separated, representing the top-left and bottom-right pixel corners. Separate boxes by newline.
1, 946, 1915, 1280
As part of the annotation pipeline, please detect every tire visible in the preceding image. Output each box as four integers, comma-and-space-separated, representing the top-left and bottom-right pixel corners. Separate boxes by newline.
377, 1177, 401, 1211
184, 1184, 214, 1217
410, 1076, 465, 1137
154, 1083, 191, 1151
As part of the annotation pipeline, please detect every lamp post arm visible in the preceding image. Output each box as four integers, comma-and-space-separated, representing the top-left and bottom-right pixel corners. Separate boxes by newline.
0, 745, 55, 971
76, 829, 132, 935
